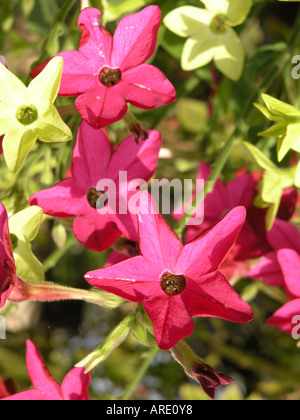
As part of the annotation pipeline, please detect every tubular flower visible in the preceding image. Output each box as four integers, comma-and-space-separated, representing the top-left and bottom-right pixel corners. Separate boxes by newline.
0, 203, 25, 308
85, 193, 253, 350
31, 7, 176, 129
164, 0, 252, 80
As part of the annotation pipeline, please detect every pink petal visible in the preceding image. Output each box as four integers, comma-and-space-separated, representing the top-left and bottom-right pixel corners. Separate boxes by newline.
56, 51, 98, 96
29, 179, 86, 218
75, 86, 127, 129
78, 8, 112, 66
73, 210, 121, 252
277, 249, 300, 298
138, 193, 183, 273
176, 207, 246, 278
85, 255, 161, 302
248, 252, 284, 287
61, 368, 91, 400
183, 272, 253, 323
120, 64, 176, 109
143, 294, 194, 350
197, 161, 212, 182
25, 340, 62, 399
0, 204, 16, 308
267, 299, 300, 335
267, 219, 300, 253
2, 389, 57, 401
72, 121, 113, 189
111, 6, 161, 71
107, 130, 162, 182
0, 136, 3, 156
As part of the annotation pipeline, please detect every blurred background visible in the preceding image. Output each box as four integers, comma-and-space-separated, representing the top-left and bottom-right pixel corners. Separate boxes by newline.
0, 0, 300, 400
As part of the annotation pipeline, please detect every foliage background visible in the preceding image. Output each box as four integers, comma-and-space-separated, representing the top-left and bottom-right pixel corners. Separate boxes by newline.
1, 0, 300, 400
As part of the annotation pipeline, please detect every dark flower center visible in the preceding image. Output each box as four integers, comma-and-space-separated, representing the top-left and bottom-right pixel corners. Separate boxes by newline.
161, 272, 186, 296
16, 105, 38, 125
87, 188, 107, 209
99, 67, 122, 87
210, 14, 227, 34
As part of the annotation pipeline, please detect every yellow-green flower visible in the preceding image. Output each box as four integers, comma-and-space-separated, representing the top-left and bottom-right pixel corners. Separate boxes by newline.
255, 94, 300, 186
243, 141, 297, 230
164, 0, 252, 81
8, 206, 45, 283
0, 57, 72, 174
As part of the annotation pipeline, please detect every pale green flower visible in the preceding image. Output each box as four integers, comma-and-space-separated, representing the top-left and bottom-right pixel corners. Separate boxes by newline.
243, 141, 297, 230
8, 206, 45, 283
0, 57, 72, 174
255, 94, 300, 183
164, 0, 252, 81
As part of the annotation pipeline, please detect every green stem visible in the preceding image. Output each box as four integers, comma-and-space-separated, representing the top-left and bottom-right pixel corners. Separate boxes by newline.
120, 345, 160, 400
175, 20, 300, 239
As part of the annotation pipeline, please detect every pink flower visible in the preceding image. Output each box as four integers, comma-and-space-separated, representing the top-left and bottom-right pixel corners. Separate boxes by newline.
31, 7, 176, 129
0, 203, 22, 308
176, 161, 297, 261
29, 121, 161, 252
249, 219, 300, 336
248, 219, 300, 287
0, 57, 6, 156
267, 249, 300, 335
1, 340, 91, 400
85, 194, 253, 350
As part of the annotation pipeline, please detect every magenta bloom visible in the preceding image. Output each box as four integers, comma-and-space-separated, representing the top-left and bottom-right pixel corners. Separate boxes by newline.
0, 204, 21, 308
29, 121, 161, 251
2, 340, 91, 400
176, 161, 297, 261
85, 194, 253, 350
31, 6, 176, 129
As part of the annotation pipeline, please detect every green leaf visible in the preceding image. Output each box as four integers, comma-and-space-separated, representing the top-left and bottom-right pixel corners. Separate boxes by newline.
8, 206, 45, 283
102, 0, 152, 24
